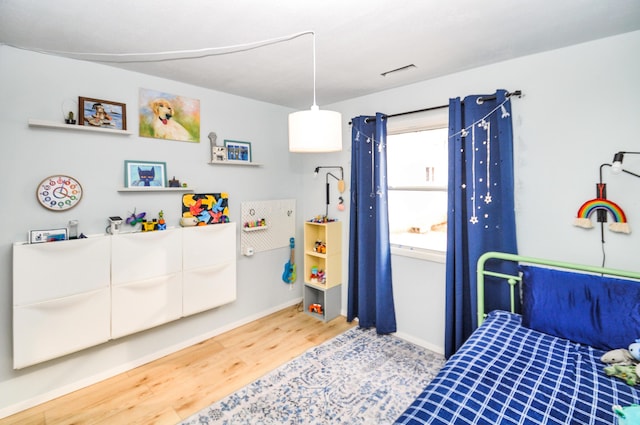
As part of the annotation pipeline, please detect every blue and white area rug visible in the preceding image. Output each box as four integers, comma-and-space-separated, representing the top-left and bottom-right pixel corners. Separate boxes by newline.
178, 327, 445, 425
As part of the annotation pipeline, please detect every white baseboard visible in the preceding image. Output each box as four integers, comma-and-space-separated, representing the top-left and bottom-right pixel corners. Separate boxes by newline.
340, 308, 444, 356
394, 331, 444, 356
0, 298, 302, 420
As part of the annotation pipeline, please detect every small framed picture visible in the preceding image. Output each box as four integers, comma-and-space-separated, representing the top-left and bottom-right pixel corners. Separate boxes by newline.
124, 160, 167, 188
79, 97, 127, 130
224, 140, 252, 162
211, 146, 227, 162
29, 228, 68, 244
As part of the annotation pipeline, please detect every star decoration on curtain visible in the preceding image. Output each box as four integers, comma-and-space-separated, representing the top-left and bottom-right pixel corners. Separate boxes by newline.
458, 99, 511, 225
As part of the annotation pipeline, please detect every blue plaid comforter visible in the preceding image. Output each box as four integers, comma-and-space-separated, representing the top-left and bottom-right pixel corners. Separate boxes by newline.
395, 310, 640, 425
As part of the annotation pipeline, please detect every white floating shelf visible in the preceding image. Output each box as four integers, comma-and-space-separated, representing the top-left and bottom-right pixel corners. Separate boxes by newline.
209, 160, 262, 167
242, 226, 269, 232
117, 187, 194, 193
29, 119, 133, 136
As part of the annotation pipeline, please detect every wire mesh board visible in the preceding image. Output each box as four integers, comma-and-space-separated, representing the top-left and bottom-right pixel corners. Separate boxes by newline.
241, 199, 296, 254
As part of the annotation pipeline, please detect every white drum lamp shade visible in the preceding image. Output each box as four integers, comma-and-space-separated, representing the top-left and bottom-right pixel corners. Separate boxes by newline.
289, 105, 342, 152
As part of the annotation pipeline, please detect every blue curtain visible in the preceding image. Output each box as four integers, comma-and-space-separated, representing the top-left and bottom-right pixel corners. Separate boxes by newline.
347, 113, 397, 334
445, 90, 518, 358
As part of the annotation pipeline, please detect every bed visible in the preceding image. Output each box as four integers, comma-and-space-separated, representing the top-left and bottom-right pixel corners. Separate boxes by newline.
395, 251, 640, 425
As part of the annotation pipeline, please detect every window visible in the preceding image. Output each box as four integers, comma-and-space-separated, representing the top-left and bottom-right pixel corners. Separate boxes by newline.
386, 108, 448, 260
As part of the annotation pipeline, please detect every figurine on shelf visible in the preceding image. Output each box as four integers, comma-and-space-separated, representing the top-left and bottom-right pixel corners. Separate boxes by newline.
157, 210, 167, 230
308, 215, 337, 223
317, 269, 326, 284
65, 111, 76, 125
142, 219, 157, 232
310, 266, 319, 283
168, 176, 181, 187
309, 303, 323, 314
126, 210, 146, 226
314, 240, 326, 254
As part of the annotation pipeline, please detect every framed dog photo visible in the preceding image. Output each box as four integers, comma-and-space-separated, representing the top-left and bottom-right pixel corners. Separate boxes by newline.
124, 160, 167, 188
224, 140, 252, 162
139, 88, 200, 143
78, 97, 127, 130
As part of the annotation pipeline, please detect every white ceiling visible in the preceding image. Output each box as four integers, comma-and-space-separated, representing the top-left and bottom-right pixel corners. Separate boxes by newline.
1, 0, 639, 109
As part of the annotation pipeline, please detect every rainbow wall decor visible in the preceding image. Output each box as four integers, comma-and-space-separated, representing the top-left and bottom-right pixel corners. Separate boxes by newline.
574, 198, 631, 234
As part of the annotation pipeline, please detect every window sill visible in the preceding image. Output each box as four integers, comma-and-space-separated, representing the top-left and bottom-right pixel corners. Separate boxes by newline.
391, 245, 446, 263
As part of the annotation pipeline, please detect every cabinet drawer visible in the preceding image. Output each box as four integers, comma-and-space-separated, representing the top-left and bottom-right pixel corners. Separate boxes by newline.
13, 236, 111, 305
13, 288, 111, 369
182, 222, 236, 270
183, 262, 237, 316
111, 229, 182, 284
111, 273, 182, 339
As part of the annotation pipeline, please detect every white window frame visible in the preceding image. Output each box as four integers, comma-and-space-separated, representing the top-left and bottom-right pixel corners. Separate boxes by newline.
387, 107, 449, 263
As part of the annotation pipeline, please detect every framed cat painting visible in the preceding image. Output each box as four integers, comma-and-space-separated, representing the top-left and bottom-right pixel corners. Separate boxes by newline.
124, 160, 167, 188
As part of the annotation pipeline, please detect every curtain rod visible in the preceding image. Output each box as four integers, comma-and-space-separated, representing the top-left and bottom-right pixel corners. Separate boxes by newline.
349, 90, 522, 125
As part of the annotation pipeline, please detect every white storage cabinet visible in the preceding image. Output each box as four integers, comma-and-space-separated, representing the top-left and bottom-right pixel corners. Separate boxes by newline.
182, 222, 237, 316
13, 236, 111, 369
110, 229, 183, 338
13, 225, 237, 369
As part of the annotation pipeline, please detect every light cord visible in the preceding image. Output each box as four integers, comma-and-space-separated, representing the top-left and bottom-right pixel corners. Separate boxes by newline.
1, 31, 315, 63
312, 32, 317, 108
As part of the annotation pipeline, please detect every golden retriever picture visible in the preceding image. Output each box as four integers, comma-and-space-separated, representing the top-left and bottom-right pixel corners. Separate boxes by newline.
139, 88, 200, 142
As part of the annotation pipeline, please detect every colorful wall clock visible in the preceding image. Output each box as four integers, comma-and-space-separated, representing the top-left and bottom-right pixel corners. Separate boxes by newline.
36, 175, 83, 211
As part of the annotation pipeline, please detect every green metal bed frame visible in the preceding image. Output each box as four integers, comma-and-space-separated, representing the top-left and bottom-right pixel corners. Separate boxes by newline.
476, 251, 640, 326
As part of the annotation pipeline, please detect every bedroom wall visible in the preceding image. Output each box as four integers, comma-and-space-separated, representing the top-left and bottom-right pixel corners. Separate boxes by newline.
1, 30, 638, 417
0, 45, 310, 416
323, 30, 640, 353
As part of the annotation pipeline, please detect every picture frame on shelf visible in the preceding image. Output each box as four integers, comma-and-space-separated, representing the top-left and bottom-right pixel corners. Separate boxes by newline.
211, 146, 227, 162
224, 140, 252, 162
124, 160, 167, 188
29, 228, 68, 244
78, 97, 127, 130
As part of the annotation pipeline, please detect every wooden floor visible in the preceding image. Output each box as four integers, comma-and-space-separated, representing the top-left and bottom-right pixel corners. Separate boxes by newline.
1, 304, 355, 425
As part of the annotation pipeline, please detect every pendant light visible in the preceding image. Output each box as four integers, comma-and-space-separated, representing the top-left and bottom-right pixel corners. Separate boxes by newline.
288, 32, 342, 152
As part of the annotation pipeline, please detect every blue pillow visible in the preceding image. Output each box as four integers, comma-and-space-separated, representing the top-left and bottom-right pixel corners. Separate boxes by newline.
520, 265, 640, 351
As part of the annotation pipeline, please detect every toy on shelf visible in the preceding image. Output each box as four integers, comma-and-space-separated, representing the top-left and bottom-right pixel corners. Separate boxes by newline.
309, 303, 323, 314
310, 266, 319, 283
244, 218, 267, 228
180, 217, 198, 227
142, 220, 157, 232
157, 210, 167, 230
308, 215, 337, 223
65, 111, 76, 125
309, 266, 326, 285
126, 209, 146, 226
314, 240, 326, 254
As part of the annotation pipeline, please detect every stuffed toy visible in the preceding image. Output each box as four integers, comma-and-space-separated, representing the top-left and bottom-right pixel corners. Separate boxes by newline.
629, 339, 640, 362
602, 348, 636, 366
604, 364, 640, 386
602, 340, 640, 386
613, 404, 640, 425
